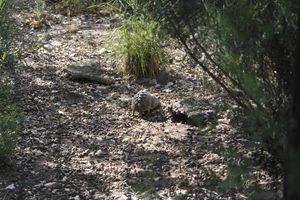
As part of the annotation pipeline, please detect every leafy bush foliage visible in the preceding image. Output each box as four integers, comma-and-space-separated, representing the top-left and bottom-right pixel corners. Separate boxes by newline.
0, 0, 12, 62
0, 105, 18, 165
140, 0, 298, 156
0, 0, 18, 165
0, 78, 19, 165
111, 16, 166, 79
49, 0, 110, 16
204, 0, 296, 154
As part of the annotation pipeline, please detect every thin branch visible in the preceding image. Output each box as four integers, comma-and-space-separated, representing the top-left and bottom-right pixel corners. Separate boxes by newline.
161, 1, 251, 110
186, 19, 260, 108
169, 22, 250, 109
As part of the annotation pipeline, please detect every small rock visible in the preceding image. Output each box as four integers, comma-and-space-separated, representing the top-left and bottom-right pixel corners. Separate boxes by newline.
5, 184, 15, 190
50, 40, 61, 47
44, 182, 58, 188
175, 56, 181, 61
164, 129, 170, 134
43, 44, 53, 51
131, 196, 138, 200
79, 150, 89, 158
232, 105, 239, 109
95, 150, 105, 157
113, 83, 121, 87
99, 48, 108, 54
169, 160, 178, 165
52, 189, 58, 194
83, 190, 90, 196
166, 82, 174, 87
32, 149, 44, 156
62, 176, 68, 182
65, 24, 78, 33
162, 88, 172, 93
69, 195, 80, 200
110, 92, 120, 99
175, 189, 188, 195
217, 118, 230, 124
154, 177, 161, 181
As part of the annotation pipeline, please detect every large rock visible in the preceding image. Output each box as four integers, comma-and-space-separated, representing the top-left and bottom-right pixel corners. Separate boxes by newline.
66, 60, 114, 85
169, 98, 215, 126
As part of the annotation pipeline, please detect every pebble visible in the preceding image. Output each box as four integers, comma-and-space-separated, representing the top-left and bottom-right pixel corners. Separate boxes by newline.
99, 48, 108, 54
69, 195, 80, 200
95, 150, 105, 157
5, 184, 15, 190
43, 44, 53, 51
44, 182, 58, 188
166, 82, 174, 87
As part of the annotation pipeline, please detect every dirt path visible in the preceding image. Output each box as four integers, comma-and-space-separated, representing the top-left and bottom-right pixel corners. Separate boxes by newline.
0, 2, 282, 200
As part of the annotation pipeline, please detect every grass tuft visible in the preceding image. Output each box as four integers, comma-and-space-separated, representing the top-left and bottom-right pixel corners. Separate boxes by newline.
110, 16, 167, 79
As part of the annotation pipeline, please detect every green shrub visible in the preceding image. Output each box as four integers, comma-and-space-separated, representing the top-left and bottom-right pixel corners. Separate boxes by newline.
111, 16, 166, 79
30, 0, 46, 29
99, 0, 149, 15
51, 0, 83, 16
94, 0, 122, 14
0, 0, 18, 165
209, 0, 296, 155
0, 108, 18, 165
0, 78, 19, 166
147, 0, 297, 155
0, 0, 12, 62
51, 0, 109, 16
0, 76, 18, 167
